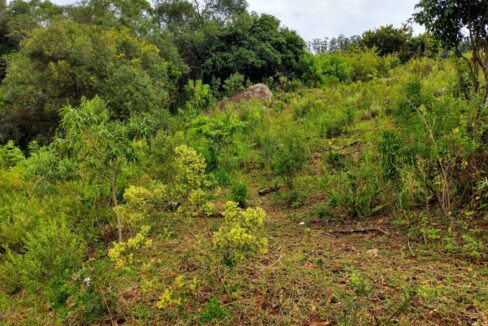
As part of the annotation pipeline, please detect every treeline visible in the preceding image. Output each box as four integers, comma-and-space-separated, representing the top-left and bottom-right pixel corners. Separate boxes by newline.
309, 25, 439, 63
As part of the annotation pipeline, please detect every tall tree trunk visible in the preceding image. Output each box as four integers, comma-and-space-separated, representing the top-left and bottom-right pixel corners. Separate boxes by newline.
470, 52, 488, 137
110, 173, 122, 242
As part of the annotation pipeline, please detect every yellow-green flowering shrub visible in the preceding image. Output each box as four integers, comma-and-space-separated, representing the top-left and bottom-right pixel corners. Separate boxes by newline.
156, 275, 198, 310
116, 145, 209, 228
176, 188, 216, 219
213, 202, 268, 266
114, 182, 168, 227
174, 145, 207, 200
156, 288, 182, 309
108, 225, 153, 269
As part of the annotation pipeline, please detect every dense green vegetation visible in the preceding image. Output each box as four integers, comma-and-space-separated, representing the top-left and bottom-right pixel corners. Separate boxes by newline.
0, 0, 487, 324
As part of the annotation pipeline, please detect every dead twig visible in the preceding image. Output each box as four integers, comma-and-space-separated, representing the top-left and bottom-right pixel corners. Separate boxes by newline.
329, 227, 387, 236
97, 285, 116, 326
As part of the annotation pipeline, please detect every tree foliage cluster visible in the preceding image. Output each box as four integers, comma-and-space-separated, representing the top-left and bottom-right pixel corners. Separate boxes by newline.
309, 25, 439, 63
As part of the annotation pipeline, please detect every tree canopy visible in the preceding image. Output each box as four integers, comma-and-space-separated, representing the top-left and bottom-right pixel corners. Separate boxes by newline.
0, 19, 178, 145
415, 0, 488, 104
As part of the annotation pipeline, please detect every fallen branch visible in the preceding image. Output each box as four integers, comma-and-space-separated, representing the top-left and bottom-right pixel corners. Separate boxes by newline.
258, 186, 280, 196
330, 227, 387, 236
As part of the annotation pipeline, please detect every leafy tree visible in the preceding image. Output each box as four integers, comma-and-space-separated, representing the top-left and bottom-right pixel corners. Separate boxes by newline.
158, 0, 246, 24
0, 0, 9, 80
2, 0, 63, 45
362, 25, 410, 57
202, 13, 306, 83
0, 20, 178, 146
58, 97, 144, 241
195, 0, 247, 22
414, 0, 488, 108
309, 38, 329, 54
155, 0, 197, 28
154, 0, 247, 82
309, 36, 361, 54
329, 34, 361, 53
0, 0, 64, 81
362, 25, 438, 62
66, 0, 154, 35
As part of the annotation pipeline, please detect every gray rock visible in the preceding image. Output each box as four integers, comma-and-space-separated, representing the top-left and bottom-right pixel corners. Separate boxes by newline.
218, 83, 273, 109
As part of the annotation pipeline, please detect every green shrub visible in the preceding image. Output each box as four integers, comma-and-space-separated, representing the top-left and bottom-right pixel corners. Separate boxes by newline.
23, 142, 76, 183
0, 140, 24, 169
199, 298, 228, 323
311, 202, 336, 223
211, 168, 232, 186
230, 180, 248, 207
345, 50, 380, 81
1, 218, 85, 307
300, 52, 351, 86
318, 108, 350, 138
349, 271, 372, 297
325, 149, 346, 171
183, 80, 214, 118
223, 73, 247, 97
146, 131, 185, 182
322, 153, 382, 219
397, 163, 433, 210
379, 131, 402, 180
396, 77, 424, 118
189, 113, 245, 173
461, 233, 486, 261
476, 178, 488, 211
270, 127, 308, 189
278, 189, 307, 209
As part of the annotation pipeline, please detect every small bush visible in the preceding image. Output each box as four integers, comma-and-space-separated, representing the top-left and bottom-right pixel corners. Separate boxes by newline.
230, 180, 248, 207
199, 298, 228, 323
396, 77, 424, 118
300, 52, 351, 86
318, 108, 350, 138
325, 149, 346, 171
311, 202, 336, 223
322, 153, 382, 219
182, 80, 214, 118
270, 127, 307, 189
0, 140, 24, 169
379, 131, 402, 180
213, 202, 268, 266
108, 225, 153, 270
279, 189, 307, 209
349, 271, 372, 297
1, 219, 85, 307
223, 73, 247, 97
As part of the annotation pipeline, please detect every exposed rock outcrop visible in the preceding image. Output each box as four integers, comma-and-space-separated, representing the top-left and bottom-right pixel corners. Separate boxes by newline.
218, 83, 273, 109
